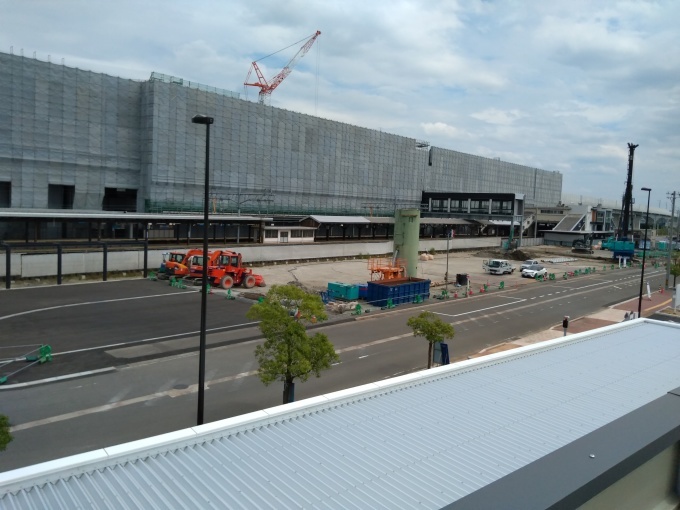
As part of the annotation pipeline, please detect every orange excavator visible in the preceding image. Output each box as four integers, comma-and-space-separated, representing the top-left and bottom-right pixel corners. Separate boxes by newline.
186, 251, 222, 281
206, 250, 266, 289
160, 249, 204, 279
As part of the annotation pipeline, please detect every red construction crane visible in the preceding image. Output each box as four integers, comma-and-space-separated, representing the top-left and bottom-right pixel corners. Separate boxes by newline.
244, 30, 321, 105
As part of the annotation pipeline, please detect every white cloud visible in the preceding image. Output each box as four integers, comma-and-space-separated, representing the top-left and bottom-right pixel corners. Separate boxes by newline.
421, 122, 474, 140
470, 108, 525, 126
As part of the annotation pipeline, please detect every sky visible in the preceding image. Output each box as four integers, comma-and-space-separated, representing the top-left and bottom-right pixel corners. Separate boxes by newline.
2, 0, 679, 210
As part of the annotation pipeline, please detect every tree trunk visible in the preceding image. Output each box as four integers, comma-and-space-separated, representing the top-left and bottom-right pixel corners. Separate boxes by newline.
427, 342, 433, 369
283, 376, 295, 404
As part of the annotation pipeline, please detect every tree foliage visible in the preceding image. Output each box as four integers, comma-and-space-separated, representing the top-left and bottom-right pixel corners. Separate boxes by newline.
671, 261, 680, 286
0, 415, 13, 452
407, 311, 455, 369
247, 285, 338, 403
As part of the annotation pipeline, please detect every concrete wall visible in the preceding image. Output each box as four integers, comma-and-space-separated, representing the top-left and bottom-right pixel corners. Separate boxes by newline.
0, 237, 513, 279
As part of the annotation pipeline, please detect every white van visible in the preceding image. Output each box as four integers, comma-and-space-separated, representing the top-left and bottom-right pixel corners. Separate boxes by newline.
483, 259, 515, 275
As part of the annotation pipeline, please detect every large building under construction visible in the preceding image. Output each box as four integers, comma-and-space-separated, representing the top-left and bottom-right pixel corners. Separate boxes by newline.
0, 51, 562, 227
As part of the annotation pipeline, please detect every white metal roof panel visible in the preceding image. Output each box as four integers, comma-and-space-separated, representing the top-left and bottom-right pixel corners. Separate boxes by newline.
304, 215, 371, 224
2, 319, 680, 509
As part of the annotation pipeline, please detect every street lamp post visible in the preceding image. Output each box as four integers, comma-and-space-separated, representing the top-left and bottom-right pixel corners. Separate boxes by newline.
638, 187, 651, 318
192, 114, 214, 426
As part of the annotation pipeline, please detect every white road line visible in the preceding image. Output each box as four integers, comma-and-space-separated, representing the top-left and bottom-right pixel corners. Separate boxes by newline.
0, 291, 198, 322
433, 299, 527, 319
9, 333, 418, 431
55, 321, 261, 356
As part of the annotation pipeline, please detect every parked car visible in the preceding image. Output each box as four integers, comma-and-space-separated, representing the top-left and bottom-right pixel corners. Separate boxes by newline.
520, 259, 540, 270
521, 264, 548, 279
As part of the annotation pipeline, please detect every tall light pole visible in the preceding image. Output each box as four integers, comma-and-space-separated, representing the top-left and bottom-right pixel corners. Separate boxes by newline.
666, 191, 677, 289
638, 187, 651, 318
192, 113, 214, 425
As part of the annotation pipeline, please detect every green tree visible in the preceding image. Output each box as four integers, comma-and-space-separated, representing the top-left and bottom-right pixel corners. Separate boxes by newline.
247, 284, 339, 404
671, 261, 680, 286
0, 415, 13, 452
407, 311, 455, 369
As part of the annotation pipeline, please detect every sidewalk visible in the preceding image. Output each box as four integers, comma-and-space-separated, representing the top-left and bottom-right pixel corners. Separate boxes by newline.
475, 289, 675, 357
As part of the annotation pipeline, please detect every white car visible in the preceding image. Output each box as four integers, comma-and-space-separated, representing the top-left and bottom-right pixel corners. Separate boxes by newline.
521, 264, 548, 278
520, 259, 540, 270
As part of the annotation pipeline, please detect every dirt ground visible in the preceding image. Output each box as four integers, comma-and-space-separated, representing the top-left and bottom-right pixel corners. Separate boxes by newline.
254, 245, 621, 293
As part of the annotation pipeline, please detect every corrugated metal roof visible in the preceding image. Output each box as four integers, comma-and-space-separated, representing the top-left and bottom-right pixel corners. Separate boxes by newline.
2, 320, 680, 509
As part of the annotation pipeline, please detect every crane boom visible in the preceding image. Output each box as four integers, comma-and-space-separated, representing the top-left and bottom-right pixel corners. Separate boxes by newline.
244, 30, 321, 105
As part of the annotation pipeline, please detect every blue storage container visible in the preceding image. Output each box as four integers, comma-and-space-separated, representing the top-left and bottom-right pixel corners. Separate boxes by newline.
358, 284, 368, 299
366, 278, 431, 307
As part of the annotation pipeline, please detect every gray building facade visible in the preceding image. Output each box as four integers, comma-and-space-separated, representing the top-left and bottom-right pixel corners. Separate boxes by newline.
0, 51, 562, 219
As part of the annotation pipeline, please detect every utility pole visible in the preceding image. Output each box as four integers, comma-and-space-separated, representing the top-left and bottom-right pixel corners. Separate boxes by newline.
667, 191, 678, 289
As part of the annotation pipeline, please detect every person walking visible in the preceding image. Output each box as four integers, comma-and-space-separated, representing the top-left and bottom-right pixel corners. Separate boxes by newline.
562, 316, 569, 336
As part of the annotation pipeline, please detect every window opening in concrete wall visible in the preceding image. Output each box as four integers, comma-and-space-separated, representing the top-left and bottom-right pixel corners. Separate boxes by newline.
48, 184, 75, 209
103, 187, 137, 212
0, 182, 10, 207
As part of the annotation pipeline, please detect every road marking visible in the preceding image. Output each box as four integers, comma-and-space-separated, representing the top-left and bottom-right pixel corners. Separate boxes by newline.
10, 369, 258, 432
433, 298, 527, 319
55, 321, 261, 356
0, 291, 199, 322
9, 334, 418, 431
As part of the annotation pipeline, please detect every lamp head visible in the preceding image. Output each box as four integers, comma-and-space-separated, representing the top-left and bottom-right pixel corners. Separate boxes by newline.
192, 114, 214, 125
641, 187, 651, 192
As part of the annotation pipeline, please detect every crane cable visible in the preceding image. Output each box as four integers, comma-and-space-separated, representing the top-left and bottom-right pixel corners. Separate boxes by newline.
253, 32, 318, 63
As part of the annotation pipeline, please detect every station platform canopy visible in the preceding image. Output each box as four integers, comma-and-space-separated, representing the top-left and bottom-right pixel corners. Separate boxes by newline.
301, 215, 473, 227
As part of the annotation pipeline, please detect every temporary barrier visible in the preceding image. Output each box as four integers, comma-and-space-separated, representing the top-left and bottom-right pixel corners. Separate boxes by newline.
0, 344, 52, 385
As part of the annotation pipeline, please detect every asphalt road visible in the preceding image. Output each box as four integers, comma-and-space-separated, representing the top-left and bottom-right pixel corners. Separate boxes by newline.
0, 266, 668, 471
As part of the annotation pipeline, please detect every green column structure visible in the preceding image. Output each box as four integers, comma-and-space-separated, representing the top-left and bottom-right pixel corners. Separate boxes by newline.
393, 209, 421, 278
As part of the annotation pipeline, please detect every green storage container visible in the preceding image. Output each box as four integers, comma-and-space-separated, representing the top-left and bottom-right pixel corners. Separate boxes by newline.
328, 282, 359, 301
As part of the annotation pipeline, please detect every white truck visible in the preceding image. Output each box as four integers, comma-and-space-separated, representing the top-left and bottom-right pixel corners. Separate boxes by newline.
483, 259, 515, 275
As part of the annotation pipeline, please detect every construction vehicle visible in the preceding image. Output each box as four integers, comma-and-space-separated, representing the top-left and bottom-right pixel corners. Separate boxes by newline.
186, 251, 222, 281
159, 249, 203, 279
483, 259, 515, 275
206, 250, 266, 289
572, 236, 594, 254
601, 236, 636, 258
244, 30, 321, 105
